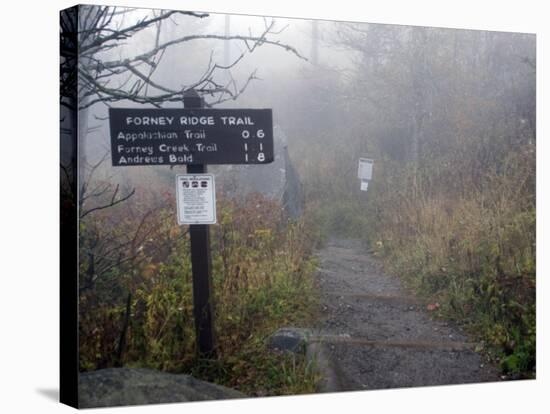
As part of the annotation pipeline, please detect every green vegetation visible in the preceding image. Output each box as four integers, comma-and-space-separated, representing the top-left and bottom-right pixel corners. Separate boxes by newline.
366, 149, 535, 377
73, 14, 536, 389
79, 191, 320, 395
303, 133, 535, 379
289, 27, 536, 378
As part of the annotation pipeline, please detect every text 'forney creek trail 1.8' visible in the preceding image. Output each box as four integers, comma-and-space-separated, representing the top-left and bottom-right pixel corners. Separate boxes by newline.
109, 107, 274, 166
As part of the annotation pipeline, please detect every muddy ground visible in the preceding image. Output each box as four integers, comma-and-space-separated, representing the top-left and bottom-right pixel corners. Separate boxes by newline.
313, 238, 500, 391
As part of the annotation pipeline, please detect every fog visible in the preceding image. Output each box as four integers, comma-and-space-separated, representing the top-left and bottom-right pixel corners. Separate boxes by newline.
61, 5, 537, 383
70, 5, 534, 209
81, 10, 353, 162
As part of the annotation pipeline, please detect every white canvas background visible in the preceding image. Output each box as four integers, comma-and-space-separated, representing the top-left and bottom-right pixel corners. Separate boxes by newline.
0, 0, 547, 413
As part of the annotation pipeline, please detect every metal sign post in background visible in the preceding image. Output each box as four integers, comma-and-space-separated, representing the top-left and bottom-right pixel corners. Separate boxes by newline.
184, 90, 216, 357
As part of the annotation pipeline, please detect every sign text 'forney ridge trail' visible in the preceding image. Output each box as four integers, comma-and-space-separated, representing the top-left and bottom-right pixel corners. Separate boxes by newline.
109, 108, 274, 166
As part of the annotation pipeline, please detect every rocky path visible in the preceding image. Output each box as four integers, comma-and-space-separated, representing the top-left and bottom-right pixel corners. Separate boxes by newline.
313, 238, 499, 391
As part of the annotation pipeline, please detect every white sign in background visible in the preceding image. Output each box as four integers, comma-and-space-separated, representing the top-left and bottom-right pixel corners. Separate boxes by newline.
176, 174, 217, 224
357, 158, 374, 181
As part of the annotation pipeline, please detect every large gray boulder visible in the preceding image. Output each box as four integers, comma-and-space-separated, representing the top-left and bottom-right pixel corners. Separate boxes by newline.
78, 368, 245, 408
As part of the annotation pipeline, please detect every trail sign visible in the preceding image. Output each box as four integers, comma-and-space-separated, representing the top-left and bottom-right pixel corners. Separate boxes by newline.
176, 174, 217, 225
109, 108, 273, 166
358, 158, 374, 193
107, 91, 274, 358
357, 158, 374, 181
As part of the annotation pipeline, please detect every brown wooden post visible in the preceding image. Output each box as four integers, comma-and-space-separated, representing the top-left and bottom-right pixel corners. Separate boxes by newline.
183, 89, 216, 357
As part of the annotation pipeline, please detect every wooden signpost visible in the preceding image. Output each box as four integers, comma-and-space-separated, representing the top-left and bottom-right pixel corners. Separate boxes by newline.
109, 90, 274, 356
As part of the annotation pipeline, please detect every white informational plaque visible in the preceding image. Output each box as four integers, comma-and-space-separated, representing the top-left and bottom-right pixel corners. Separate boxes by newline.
357, 158, 374, 180
176, 174, 217, 224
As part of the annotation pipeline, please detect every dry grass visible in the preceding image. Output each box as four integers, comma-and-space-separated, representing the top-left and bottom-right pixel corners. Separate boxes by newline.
367, 148, 535, 376
78, 191, 320, 395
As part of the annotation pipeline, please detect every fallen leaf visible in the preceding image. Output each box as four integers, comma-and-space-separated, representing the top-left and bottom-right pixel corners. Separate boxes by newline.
427, 303, 440, 311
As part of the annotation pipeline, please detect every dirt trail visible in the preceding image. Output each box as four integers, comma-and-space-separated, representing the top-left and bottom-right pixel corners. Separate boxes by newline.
313, 238, 499, 391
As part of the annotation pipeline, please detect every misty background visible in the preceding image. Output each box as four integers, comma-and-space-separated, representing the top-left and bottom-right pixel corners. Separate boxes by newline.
65, 6, 536, 381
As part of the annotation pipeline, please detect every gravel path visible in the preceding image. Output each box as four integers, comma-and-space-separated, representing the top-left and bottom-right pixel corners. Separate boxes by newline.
313, 238, 499, 391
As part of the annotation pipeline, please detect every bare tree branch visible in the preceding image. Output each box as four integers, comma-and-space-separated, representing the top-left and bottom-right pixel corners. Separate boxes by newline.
80, 10, 208, 54
67, 6, 306, 110
80, 186, 136, 219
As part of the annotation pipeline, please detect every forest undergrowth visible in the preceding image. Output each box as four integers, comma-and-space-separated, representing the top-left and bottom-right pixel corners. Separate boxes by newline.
322, 146, 536, 378
368, 151, 536, 377
79, 189, 320, 396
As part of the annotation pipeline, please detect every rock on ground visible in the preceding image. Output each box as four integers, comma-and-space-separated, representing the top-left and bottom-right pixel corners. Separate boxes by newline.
267, 327, 311, 353
78, 368, 245, 408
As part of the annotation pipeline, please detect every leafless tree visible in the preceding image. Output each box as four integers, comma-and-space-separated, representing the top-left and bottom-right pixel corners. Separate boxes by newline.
60, 6, 306, 336
62, 5, 305, 111
61, 5, 305, 214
